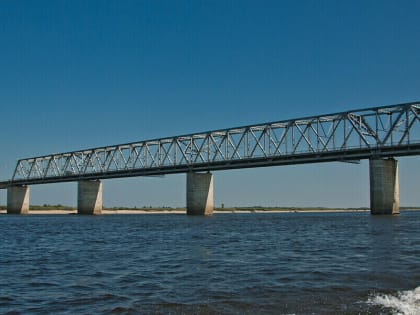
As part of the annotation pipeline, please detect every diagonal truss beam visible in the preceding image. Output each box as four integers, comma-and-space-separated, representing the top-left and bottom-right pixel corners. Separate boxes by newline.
8, 101, 420, 185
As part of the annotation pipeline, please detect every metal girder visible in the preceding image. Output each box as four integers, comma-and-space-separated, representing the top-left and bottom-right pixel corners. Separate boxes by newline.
6, 101, 420, 185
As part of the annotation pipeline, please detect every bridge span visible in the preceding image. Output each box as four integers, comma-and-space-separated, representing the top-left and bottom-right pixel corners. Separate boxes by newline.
2, 101, 420, 215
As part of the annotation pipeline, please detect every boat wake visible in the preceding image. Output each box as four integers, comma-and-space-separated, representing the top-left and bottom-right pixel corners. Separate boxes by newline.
368, 286, 420, 315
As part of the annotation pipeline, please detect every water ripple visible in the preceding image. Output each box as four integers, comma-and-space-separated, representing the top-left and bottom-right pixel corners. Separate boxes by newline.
0, 212, 419, 314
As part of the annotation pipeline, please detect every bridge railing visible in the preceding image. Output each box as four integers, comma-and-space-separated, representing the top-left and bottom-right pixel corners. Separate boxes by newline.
11, 101, 420, 183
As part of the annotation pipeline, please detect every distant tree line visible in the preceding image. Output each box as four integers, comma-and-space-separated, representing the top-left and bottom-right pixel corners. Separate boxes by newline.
0, 204, 418, 211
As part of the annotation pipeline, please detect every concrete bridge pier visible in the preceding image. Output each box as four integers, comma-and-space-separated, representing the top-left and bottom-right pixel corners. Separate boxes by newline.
369, 158, 399, 215
78, 180, 102, 215
186, 172, 213, 215
7, 185, 30, 214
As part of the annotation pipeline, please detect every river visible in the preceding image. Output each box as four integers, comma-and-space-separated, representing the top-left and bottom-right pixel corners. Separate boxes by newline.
1, 211, 419, 314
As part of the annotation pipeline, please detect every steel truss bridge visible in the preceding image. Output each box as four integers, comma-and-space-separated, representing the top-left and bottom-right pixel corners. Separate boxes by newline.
2, 101, 420, 187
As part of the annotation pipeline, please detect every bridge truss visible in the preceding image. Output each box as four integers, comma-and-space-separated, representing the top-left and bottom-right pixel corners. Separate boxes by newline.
8, 101, 420, 185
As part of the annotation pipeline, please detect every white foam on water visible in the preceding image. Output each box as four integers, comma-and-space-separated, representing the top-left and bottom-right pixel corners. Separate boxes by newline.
368, 286, 420, 315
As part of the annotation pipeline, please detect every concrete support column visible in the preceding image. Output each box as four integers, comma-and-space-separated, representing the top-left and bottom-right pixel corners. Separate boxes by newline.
186, 172, 213, 215
78, 180, 102, 215
7, 186, 30, 214
369, 158, 399, 215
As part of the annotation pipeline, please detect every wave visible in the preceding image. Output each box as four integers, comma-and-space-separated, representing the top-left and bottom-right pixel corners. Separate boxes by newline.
368, 286, 420, 315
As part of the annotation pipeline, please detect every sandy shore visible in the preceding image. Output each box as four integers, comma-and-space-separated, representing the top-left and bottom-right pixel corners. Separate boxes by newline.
0, 209, 184, 215
0, 209, 371, 215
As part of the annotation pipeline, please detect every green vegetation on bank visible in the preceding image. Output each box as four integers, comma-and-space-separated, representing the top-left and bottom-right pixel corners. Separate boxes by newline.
219, 206, 370, 211
0, 204, 76, 210
30, 204, 75, 210
102, 206, 185, 211
0, 204, 419, 211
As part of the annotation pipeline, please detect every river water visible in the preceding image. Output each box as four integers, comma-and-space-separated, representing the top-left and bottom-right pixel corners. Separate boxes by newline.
0, 211, 419, 314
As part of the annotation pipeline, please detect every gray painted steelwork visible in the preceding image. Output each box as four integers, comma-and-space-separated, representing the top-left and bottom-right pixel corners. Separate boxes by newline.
2, 101, 420, 187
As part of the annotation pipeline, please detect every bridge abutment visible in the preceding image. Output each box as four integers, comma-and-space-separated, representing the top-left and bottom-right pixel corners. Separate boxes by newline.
369, 158, 399, 215
186, 172, 213, 215
77, 180, 102, 215
7, 186, 30, 214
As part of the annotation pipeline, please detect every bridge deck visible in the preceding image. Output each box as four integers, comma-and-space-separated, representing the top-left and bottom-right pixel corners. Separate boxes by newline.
1, 101, 420, 187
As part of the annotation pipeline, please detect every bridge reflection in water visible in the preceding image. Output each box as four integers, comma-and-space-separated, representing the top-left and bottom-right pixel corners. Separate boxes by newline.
2, 101, 420, 215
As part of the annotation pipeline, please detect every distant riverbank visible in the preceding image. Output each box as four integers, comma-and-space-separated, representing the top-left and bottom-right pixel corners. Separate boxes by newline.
1, 205, 419, 214
0, 209, 370, 215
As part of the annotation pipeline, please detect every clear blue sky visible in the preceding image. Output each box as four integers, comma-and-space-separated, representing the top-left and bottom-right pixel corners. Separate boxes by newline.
1, 0, 420, 208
